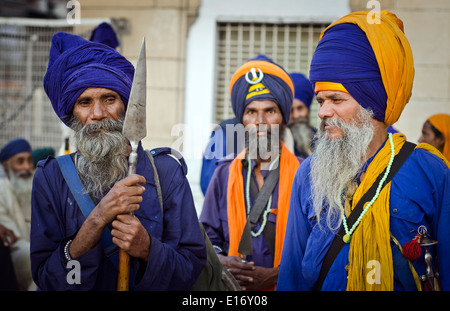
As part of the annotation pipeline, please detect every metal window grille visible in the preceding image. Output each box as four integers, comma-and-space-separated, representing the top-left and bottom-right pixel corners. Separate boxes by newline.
0, 18, 113, 152
215, 22, 328, 128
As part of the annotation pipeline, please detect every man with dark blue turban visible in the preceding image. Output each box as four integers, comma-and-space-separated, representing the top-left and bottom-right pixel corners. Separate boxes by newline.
0, 138, 35, 290
200, 55, 302, 291
285, 72, 316, 158
31, 33, 206, 290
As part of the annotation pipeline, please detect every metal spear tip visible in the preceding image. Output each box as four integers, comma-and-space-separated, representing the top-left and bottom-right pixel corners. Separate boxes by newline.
122, 37, 147, 144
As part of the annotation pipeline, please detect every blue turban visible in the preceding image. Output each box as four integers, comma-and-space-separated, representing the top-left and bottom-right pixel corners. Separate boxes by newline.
289, 72, 314, 110
89, 22, 120, 49
309, 23, 388, 122
0, 138, 32, 162
43, 32, 134, 126
229, 54, 294, 124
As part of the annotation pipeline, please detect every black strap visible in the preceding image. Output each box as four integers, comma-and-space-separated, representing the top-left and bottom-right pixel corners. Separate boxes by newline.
238, 163, 280, 258
250, 173, 276, 256
314, 141, 416, 291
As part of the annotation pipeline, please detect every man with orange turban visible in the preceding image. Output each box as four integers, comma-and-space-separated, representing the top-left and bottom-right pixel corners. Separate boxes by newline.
200, 55, 302, 291
278, 11, 450, 291
419, 114, 450, 162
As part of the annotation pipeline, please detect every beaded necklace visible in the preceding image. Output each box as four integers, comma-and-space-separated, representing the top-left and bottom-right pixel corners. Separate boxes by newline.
340, 133, 395, 244
245, 154, 280, 237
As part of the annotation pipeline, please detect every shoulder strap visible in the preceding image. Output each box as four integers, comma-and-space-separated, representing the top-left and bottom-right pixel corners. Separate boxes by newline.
238, 164, 280, 258
55, 154, 118, 259
314, 141, 416, 291
145, 150, 163, 214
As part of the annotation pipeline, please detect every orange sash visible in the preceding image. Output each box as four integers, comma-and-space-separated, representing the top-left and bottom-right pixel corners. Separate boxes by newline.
226, 142, 300, 275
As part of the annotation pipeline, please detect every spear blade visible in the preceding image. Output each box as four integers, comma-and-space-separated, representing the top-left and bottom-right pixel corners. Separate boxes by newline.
122, 37, 147, 145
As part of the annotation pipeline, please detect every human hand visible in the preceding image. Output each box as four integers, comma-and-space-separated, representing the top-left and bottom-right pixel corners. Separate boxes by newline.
0, 224, 17, 247
94, 174, 146, 226
111, 214, 151, 261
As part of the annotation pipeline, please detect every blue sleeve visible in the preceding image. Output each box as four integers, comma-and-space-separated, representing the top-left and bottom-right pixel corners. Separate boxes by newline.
136, 153, 207, 290
199, 163, 230, 254
277, 158, 313, 290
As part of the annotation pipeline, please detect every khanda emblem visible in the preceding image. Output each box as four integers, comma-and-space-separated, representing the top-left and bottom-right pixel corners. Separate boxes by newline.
245, 67, 270, 100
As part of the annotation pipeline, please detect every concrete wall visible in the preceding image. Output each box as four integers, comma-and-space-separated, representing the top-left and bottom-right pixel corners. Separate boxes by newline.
80, 0, 200, 150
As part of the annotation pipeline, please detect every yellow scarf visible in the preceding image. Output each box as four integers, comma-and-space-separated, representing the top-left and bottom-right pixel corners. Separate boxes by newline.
347, 133, 450, 290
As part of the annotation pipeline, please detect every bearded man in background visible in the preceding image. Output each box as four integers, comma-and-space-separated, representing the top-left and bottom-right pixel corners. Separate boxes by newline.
285, 72, 316, 158
0, 138, 35, 290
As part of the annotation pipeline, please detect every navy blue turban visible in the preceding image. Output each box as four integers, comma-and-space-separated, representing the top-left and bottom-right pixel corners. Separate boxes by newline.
289, 72, 314, 110
0, 138, 32, 162
89, 22, 120, 49
229, 54, 294, 124
43, 32, 134, 126
309, 23, 388, 122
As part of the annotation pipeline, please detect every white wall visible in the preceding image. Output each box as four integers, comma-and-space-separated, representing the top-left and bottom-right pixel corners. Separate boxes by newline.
183, 0, 350, 214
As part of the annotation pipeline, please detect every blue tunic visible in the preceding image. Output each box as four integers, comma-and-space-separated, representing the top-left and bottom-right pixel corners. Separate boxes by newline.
277, 142, 450, 291
30, 145, 206, 290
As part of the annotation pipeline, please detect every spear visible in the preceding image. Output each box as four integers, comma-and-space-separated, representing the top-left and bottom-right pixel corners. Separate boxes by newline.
117, 37, 147, 291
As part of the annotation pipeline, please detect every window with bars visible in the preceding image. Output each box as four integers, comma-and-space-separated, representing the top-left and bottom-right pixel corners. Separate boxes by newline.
214, 22, 328, 128
0, 18, 113, 152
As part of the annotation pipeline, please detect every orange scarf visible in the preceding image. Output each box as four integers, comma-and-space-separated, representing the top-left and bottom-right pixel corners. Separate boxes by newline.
226, 142, 300, 272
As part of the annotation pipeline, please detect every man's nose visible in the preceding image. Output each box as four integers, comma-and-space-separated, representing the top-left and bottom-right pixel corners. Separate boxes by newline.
318, 102, 334, 120
90, 101, 107, 121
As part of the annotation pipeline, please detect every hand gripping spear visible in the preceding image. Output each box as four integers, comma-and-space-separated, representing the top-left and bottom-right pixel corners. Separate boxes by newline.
117, 38, 147, 291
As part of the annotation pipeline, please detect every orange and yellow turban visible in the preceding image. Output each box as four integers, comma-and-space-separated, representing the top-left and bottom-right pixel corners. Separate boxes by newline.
309, 11, 414, 127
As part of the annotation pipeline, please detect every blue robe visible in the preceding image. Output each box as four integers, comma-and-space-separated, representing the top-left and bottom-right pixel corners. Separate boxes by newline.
277, 141, 450, 291
30, 145, 206, 290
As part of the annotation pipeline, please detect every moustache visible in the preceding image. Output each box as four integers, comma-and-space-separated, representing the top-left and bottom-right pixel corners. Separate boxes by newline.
16, 169, 34, 179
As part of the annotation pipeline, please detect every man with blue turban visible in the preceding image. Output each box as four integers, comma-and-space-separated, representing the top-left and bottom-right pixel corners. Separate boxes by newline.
285, 72, 316, 158
0, 138, 35, 290
278, 11, 450, 291
31, 33, 206, 290
200, 55, 302, 291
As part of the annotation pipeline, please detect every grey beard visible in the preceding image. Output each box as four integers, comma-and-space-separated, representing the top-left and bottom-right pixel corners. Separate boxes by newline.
245, 124, 283, 163
70, 117, 129, 198
288, 118, 313, 156
310, 107, 374, 230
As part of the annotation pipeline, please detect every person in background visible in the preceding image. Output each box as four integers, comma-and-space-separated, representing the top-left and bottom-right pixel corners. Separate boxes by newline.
0, 138, 35, 290
285, 72, 316, 158
32, 147, 55, 168
418, 113, 450, 162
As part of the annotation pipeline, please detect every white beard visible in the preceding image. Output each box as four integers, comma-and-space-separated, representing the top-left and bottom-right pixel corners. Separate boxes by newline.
9, 169, 33, 220
310, 106, 374, 230
70, 117, 129, 198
